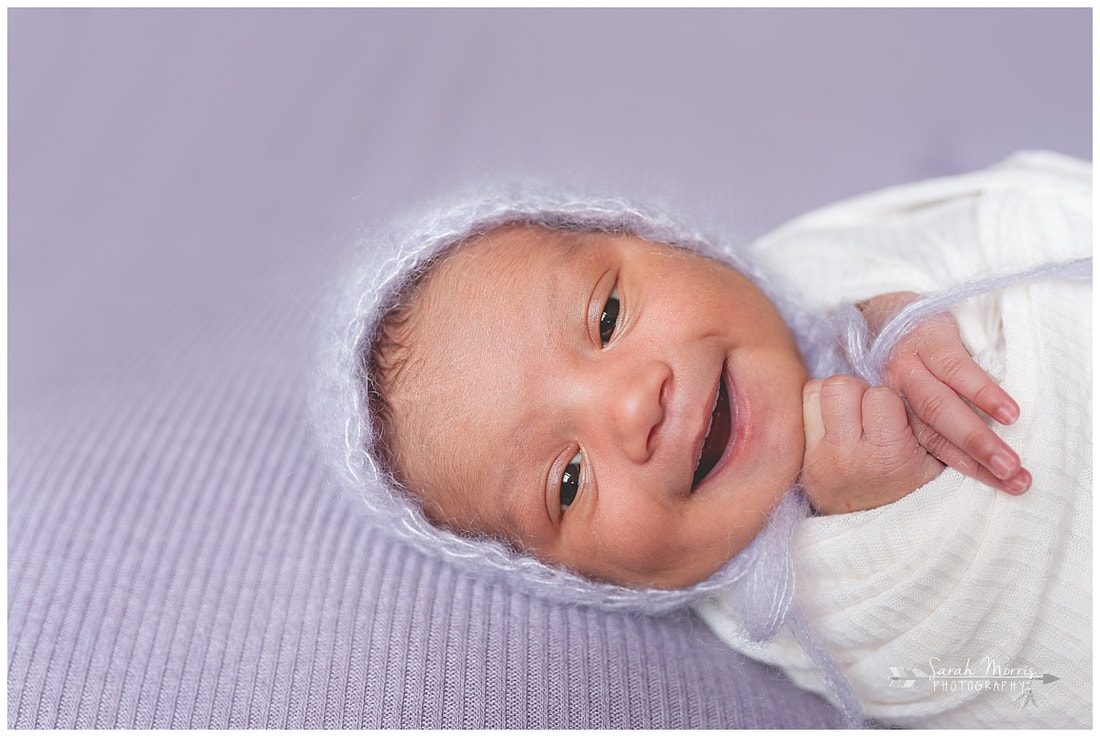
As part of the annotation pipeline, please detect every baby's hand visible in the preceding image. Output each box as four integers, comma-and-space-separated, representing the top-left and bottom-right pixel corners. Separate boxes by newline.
801, 375, 944, 514
857, 292, 1031, 495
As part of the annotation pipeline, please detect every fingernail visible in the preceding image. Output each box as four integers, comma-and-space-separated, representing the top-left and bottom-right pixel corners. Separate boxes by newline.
996, 403, 1019, 425
991, 452, 1016, 479
1007, 470, 1031, 494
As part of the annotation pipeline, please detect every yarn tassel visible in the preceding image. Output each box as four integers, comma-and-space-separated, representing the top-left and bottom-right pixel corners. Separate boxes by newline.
788, 608, 865, 728
739, 490, 805, 640
843, 257, 1093, 385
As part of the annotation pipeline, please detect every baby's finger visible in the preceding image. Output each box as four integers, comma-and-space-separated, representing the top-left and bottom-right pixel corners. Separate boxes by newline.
908, 412, 1031, 495
819, 375, 868, 444
803, 380, 825, 448
860, 386, 909, 445
921, 343, 1020, 425
904, 375, 1022, 482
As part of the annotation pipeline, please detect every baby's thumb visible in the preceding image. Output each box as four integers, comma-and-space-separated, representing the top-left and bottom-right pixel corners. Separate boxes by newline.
802, 380, 825, 449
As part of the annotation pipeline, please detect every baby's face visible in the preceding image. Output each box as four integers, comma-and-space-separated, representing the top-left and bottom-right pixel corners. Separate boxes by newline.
386, 225, 809, 589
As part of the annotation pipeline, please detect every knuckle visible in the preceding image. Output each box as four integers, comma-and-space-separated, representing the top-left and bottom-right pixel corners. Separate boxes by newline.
923, 433, 948, 458
822, 374, 864, 397
915, 391, 948, 424
914, 427, 956, 465
865, 385, 901, 408
935, 353, 968, 382
888, 363, 927, 397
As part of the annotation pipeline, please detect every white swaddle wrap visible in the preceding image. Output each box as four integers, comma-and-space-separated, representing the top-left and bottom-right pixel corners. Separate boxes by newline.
694, 152, 1092, 728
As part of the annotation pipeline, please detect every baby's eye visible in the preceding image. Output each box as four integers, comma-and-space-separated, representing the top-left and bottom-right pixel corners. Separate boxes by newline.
599, 289, 620, 347
560, 451, 582, 511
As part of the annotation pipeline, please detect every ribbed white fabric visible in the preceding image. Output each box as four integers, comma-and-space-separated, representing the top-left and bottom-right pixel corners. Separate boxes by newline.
695, 151, 1092, 727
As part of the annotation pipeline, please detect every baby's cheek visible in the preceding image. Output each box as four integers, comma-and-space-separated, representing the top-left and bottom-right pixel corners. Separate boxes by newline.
586, 505, 704, 584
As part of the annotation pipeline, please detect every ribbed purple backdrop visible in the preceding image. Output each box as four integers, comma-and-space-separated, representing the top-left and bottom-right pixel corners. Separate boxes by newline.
9, 8, 1090, 728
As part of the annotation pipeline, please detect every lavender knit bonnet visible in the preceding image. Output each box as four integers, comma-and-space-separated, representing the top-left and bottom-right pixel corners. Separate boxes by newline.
310, 184, 845, 625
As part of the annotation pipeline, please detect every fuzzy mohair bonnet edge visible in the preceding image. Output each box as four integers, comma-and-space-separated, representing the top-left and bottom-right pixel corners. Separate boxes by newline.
309, 184, 819, 615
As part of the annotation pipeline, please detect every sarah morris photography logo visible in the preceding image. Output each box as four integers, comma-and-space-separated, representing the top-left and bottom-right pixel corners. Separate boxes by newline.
889, 656, 1058, 710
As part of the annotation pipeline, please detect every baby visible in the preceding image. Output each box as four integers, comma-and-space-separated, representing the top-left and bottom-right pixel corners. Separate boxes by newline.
324, 152, 1090, 728
370, 224, 1025, 590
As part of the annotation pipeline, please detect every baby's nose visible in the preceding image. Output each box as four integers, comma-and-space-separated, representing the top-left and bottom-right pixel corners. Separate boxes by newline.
608, 361, 670, 463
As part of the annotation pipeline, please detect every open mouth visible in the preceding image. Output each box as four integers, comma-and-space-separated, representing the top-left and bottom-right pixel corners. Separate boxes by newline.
692, 371, 732, 489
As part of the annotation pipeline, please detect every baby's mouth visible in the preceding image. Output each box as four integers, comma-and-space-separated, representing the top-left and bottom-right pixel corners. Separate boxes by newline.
692, 371, 732, 490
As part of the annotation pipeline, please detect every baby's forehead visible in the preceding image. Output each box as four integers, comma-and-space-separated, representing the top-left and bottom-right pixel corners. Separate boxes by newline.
436, 224, 591, 283
389, 224, 581, 386
410, 224, 597, 325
